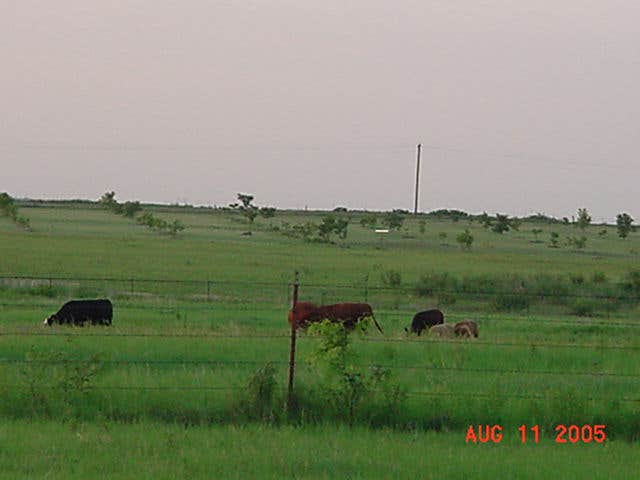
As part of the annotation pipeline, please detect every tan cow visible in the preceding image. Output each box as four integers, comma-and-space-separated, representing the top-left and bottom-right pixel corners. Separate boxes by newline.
454, 320, 479, 338
429, 323, 455, 338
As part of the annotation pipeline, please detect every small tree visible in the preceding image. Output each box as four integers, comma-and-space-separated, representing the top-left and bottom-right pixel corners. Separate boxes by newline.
167, 220, 185, 236
235, 193, 259, 225
99, 191, 117, 208
491, 214, 511, 234
549, 231, 560, 248
359, 214, 378, 230
418, 218, 426, 234
567, 235, 587, 250
576, 208, 591, 231
456, 229, 474, 250
0, 192, 30, 229
616, 213, 635, 239
531, 228, 543, 241
479, 212, 492, 229
318, 215, 349, 242
383, 210, 405, 231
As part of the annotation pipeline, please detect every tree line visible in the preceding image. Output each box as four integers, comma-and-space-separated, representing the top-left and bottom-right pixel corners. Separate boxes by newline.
99, 192, 185, 236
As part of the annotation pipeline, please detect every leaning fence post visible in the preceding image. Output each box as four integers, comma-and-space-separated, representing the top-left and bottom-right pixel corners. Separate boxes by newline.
287, 271, 300, 412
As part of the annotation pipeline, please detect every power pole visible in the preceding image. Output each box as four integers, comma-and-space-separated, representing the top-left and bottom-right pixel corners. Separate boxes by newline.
413, 143, 422, 215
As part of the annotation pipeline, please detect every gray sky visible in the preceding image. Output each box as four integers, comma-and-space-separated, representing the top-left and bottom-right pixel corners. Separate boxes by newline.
2, 1, 639, 222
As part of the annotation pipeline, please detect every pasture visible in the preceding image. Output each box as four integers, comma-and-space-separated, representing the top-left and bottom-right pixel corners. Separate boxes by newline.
0, 202, 639, 477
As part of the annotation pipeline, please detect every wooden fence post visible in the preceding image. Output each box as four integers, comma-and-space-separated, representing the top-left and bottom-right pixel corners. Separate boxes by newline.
287, 271, 300, 412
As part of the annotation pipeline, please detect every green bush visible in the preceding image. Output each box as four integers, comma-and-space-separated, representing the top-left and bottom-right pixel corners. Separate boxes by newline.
493, 294, 529, 312
240, 362, 278, 421
381, 269, 402, 288
570, 299, 598, 317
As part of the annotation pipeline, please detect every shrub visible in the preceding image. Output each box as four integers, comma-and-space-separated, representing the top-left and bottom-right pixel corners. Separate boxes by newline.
570, 299, 598, 317
591, 272, 607, 284
415, 273, 457, 297
456, 229, 474, 250
381, 269, 402, 288
241, 362, 278, 421
493, 294, 529, 312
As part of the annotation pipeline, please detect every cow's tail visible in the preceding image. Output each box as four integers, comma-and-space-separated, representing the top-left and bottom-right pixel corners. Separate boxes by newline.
371, 314, 383, 334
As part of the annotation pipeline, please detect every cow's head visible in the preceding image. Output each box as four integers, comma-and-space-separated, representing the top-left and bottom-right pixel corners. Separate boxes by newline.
43, 315, 55, 326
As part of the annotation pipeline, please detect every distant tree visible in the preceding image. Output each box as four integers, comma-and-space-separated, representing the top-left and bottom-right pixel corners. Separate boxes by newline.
334, 217, 349, 240
234, 193, 259, 225
456, 229, 474, 250
0, 192, 16, 217
136, 212, 155, 226
259, 207, 276, 218
167, 220, 185, 236
122, 201, 142, 218
479, 212, 492, 229
318, 215, 336, 242
567, 235, 587, 250
0, 192, 30, 229
562, 217, 570, 225
419, 218, 426, 234
383, 210, 405, 231
616, 213, 635, 239
491, 214, 511, 234
576, 208, 592, 231
438, 232, 448, 243
509, 217, 521, 231
333, 206, 348, 212
359, 214, 378, 230
318, 215, 349, 242
598, 229, 608, 238
237, 193, 254, 208
99, 191, 116, 207
549, 231, 560, 248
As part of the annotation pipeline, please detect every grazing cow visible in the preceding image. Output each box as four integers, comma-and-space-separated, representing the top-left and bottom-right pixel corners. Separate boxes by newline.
294, 302, 383, 333
454, 320, 479, 338
287, 301, 318, 329
405, 309, 444, 335
428, 323, 455, 338
309, 303, 383, 333
44, 299, 113, 326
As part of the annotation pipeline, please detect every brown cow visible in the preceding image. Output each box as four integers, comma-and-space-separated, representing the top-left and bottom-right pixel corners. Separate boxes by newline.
289, 302, 383, 333
287, 301, 318, 329
454, 320, 479, 338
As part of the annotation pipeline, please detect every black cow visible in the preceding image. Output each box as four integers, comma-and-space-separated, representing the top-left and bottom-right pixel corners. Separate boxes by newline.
405, 309, 444, 335
44, 299, 113, 326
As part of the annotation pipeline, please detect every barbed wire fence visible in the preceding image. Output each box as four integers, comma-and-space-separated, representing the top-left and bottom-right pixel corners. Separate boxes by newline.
1, 272, 639, 414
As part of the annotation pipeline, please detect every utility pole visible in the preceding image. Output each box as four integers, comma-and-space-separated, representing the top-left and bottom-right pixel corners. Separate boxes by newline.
413, 143, 422, 215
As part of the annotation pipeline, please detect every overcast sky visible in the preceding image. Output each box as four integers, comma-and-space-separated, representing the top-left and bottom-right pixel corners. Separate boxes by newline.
2, 1, 639, 222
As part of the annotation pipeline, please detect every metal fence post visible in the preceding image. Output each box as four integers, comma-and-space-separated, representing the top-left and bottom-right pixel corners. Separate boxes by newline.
287, 271, 300, 412
364, 273, 369, 303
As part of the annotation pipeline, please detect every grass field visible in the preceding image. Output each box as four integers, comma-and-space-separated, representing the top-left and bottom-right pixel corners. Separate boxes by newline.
0, 203, 639, 477
2, 421, 638, 480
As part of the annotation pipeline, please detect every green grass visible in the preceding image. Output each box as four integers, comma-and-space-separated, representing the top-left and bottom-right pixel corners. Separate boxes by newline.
0, 420, 638, 479
0, 203, 639, 475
